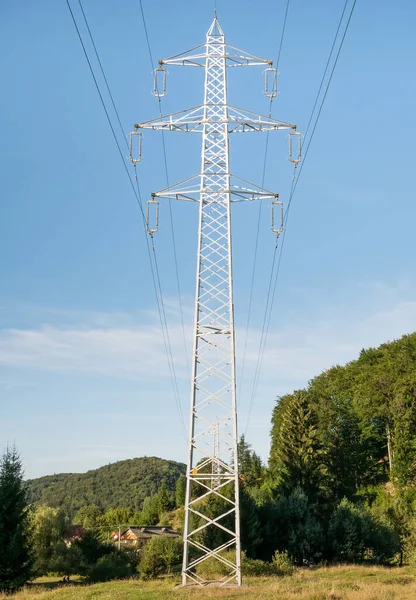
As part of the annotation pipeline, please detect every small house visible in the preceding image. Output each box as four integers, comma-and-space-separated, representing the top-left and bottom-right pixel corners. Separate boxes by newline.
114, 526, 180, 545
64, 524, 85, 546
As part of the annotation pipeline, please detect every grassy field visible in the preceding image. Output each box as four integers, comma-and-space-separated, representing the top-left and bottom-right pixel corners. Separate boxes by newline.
2, 566, 416, 600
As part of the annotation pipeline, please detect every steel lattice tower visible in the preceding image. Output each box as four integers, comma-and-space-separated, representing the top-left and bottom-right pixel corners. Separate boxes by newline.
131, 13, 298, 587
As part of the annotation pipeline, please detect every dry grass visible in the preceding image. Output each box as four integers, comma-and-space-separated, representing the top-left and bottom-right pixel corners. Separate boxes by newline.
1, 565, 416, 600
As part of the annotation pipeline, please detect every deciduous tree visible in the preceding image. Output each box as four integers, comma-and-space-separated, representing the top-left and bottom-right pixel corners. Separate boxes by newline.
31, 505, 66, 575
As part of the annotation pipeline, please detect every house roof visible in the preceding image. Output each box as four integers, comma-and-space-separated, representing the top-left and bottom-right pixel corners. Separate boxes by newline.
64, 524, 85, 541
121, 526, 180, 539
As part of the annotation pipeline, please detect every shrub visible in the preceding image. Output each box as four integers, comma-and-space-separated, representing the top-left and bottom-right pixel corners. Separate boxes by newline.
52, 541, 83, 577
365, 485, 416, 565
87, 551, 136, 582
242, 555, 277, 577
52, 532, 138, 582
328, 498, 400, 564
270, 487, 324, 564
194, 550, 293, 579
403, 516, 416, 565
195, 550, 235, 580
139, 537, 182, 579
272, 550, 294, 575
72, 530, 113, 574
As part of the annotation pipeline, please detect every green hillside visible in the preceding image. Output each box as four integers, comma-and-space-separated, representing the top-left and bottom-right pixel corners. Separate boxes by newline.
25, 456, 185, 516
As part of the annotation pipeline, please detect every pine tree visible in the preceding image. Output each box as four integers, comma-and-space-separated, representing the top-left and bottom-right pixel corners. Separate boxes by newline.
175, 476, 186, 508
140, 496, 161, 526
269, 391, 328, 506
0, 446, 33, 591
157, 483, 172, 514
238, 435, 264, 489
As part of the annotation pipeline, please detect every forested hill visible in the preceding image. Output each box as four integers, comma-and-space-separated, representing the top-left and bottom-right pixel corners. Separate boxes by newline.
269, 331, 416, 500
230, 332, 416, 565
25, 456, 185, 516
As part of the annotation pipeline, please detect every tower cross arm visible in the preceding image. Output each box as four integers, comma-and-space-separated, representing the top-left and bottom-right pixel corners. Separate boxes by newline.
227, 106, 296, 132
134, 105, 205, 133
158, 45, 273, 68
159, 44, 207, 67
225, 44, 273, 67
149, 173, 281, 204
134, 105, 296, 134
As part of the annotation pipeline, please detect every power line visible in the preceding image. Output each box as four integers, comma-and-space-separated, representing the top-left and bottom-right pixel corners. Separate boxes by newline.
238, 0, 291, 400
302, 0, 349, 144
287, 0, 358, 212
244, 180, 294, 434
246, 0, 358, 431
77, 0, 126, 145
276, 0, 291, 71
138, 0, 191, 379
66, 0, 141, 216
65, 0, 186, 437
245, 0, 358, 434
71, 4, 183, 415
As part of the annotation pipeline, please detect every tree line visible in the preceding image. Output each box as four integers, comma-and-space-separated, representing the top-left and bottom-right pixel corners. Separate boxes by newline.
1, 332, 415, 591
239, 332, 416, 565
0, 447, 187, 590
25, 457, 185, 517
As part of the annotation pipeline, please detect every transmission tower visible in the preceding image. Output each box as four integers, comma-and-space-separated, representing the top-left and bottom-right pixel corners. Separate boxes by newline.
131, 13, 299, 587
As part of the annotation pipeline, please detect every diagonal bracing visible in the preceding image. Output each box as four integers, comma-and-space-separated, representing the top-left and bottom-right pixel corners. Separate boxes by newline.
132, 13, 297, 587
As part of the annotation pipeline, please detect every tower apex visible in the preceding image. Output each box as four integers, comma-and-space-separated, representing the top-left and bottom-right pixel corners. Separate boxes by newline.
207, 13, 224, 37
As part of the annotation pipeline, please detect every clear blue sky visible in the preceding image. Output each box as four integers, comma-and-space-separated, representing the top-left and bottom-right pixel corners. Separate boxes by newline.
1, 0, 415, 479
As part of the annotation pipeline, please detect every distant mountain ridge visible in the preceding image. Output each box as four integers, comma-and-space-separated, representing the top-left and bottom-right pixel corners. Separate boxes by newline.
25, 456, 186, 517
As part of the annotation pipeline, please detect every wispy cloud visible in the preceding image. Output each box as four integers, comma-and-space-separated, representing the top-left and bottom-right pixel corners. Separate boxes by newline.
0, 283, 415, 392
238, 282, 416, 401
2, 283, 415, 477
0, 323, 188, 380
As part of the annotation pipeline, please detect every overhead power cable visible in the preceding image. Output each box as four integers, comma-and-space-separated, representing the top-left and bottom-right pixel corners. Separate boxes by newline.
138, 0, 191, 380
238, 0, 291, 400
65, 0, 186, 437
77, 0, 126, 144
245, 0, 358, 434
302, 0, 349, 144
286, 0, 357, 213
275, 0, 291, 71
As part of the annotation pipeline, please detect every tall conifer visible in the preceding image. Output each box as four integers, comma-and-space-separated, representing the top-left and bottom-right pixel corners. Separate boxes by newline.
0, 446, 33, 591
